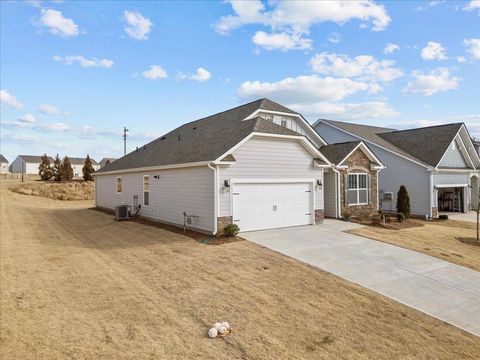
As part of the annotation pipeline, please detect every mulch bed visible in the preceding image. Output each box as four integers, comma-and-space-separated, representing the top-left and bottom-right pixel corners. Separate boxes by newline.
457, 237, 480, 247
351, 217, 425, 230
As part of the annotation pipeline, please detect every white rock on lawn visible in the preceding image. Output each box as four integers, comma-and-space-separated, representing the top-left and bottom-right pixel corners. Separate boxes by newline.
221, 322, 230, 330
208, 327, 218, 338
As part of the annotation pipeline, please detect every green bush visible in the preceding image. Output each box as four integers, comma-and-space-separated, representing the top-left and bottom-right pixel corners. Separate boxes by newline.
396, 185, 411, 219
397, 212, 405, 222
439, 214, 448, 220
343, 210, 352, 219
223, 223, 239, 237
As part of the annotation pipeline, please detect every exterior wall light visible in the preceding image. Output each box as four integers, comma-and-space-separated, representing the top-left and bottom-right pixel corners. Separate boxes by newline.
317, 179, 322, 187
224, 179, 230, 188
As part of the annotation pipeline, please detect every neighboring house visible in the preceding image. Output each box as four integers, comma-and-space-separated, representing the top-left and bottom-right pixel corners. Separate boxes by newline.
99, 158, 117, 168
69, 157, 100, 178
94, 99, 384, 233
0, 155, 9, 173
9, 155, 53, 174
314, 120, 480, 217
473, 138, 480, 157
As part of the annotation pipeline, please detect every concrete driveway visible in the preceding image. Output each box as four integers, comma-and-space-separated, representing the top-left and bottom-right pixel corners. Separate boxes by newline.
443, 211, 478, 223
244, 219, 480, 337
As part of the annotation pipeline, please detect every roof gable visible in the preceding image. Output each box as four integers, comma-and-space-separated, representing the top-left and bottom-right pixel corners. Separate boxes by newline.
320, 141, 383, 168
378, 123, 463, 167
19, 155, 54, 163
0, 154, 8, 163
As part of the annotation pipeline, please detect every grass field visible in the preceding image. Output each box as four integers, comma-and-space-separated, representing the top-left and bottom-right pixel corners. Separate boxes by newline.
349, 220, 480, 271
1, 181, 479, 359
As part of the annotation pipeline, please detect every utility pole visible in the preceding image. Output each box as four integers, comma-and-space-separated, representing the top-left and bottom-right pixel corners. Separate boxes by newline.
123, 127, 129, 155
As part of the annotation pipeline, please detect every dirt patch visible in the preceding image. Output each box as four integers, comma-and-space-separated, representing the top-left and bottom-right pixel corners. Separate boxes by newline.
457, 237, 480, 247
2, 182, 480, 359
10, 180, 94, 201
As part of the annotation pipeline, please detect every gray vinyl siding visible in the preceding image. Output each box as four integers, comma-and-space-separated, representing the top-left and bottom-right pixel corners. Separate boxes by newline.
368, 144, 432, 216
438, 138, 468, 168
323, 170, 337, 217
314, 123, 358, 144
95, 166, 215, 233
218, 137, 324, 217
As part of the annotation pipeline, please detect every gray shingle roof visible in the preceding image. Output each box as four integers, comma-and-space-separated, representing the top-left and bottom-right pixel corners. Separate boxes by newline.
99, 158, 117, 167
96, 99, 302, 174
68, 157, 99, 165
378, 123, 463, 167
19, 155, 54, 163
0, 154, 8, 163
320, 141, 361, 164
319, 120, 464, 167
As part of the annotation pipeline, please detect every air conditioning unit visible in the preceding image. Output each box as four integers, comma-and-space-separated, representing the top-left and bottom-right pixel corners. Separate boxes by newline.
115, 205, 130, 220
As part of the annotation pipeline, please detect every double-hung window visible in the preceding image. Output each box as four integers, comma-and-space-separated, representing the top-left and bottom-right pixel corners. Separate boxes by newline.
347, 173, 368, 205
143, 175, 149, 206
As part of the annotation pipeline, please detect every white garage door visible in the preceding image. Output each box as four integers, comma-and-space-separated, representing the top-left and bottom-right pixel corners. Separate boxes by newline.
232, 182, 314, 232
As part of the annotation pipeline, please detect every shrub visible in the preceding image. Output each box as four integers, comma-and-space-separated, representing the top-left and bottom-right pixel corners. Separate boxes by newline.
52, 154, 62, 181
82, 155, 95, 181
38, 153, 53, 180
343, 210, 352, 220
396, 185, 411, 219
397, 212, 405, 222
60, 156, 74, 181
439, 214, 448, 220
223, 224, 239, 237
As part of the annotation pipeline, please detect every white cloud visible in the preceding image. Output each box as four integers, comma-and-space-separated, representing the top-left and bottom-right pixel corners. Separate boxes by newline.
189, 68, 212, 82
252, 31, 312, 51
415, 0, 446, 11
142, 65, 168, 80
26, 0, 42, 8
38, 103, 68, 115
310, 52, 403, 82
402, 68, 460, 96
290, 101, 398, 120
457, 56, 467, 63
464, 38, 480, 59
421, 41, 447, 60
216, 0, 390, 34
327, 32, 341, 44
37, 9, 79, 37
53, 55, 114, 68
237, 75, 372, 103
123, 11, 153, 40
215, 1, 390, 51
384, 43, 399, 54
463, 0, 480, 12
43, 122, 69, 132
18, 114, 36, 124
0, 90, 23, 109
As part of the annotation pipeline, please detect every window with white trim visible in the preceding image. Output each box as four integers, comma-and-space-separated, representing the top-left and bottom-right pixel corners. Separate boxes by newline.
347, 173, 368, 205
143, 175, 149, 206
116, 177, 122, 193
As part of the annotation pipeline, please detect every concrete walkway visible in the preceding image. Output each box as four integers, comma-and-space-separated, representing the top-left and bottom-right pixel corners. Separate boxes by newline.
244, 220, 480, 337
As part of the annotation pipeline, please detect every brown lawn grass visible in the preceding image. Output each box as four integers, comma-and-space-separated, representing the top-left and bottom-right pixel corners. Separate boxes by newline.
349, 219, 480, 271
1, 181, 479, 359
10, 180, 94, 200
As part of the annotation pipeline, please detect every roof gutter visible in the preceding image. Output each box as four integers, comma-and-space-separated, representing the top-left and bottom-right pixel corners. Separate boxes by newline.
92, 161, 211, 176
207, 162, 218, 235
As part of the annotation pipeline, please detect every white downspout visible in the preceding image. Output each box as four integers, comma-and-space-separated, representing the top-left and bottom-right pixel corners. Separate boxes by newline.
332, 167, 341, 218
208, 163, 218, 234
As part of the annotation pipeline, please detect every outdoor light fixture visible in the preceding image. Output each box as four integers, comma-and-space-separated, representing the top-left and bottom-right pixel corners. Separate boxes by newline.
154, 174, 160, 179
316, 179, 322, 187
224, 179, 230, 188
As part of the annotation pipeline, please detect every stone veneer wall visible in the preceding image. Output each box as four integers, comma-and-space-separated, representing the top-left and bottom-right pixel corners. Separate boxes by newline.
217, 216, 233, 234
339, 149, 379, 218
315, 209, 324, 223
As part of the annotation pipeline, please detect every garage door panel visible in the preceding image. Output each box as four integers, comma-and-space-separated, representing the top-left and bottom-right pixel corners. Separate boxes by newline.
232, 182, 313, 232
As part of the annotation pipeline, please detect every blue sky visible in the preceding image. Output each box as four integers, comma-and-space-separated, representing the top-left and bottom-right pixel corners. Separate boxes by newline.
1, 0, 479, 162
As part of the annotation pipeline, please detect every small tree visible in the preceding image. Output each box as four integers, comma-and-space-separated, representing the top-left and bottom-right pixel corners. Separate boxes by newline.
82, 155, 95, 181
38, 153, 53, 180
52, 154, 62, 181
396, 185, 411, 219
60, 156, 74, 181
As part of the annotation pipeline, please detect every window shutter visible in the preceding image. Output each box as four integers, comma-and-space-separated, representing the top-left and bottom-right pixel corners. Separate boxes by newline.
367, 174, 372, 204
344, 173, 349, 206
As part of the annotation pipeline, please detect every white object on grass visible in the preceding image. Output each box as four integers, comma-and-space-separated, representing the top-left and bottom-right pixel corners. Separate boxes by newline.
208, 327, 218, 338
213, 322, 223, 330
221, 322, 230, 330
217, 325, 228, 334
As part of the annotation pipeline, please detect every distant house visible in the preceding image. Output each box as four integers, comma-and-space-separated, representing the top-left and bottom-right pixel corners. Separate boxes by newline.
473, 138, 480, 157
99, 158, 117, 168
314, 120, 480, 216
0, 155, 9, 173
9, 155, 53, 174
69, 157, 100, 178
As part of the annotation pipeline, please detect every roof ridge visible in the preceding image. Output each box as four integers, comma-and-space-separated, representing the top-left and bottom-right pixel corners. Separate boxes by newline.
381, 122, 463, 135
323, 119, 395, 131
